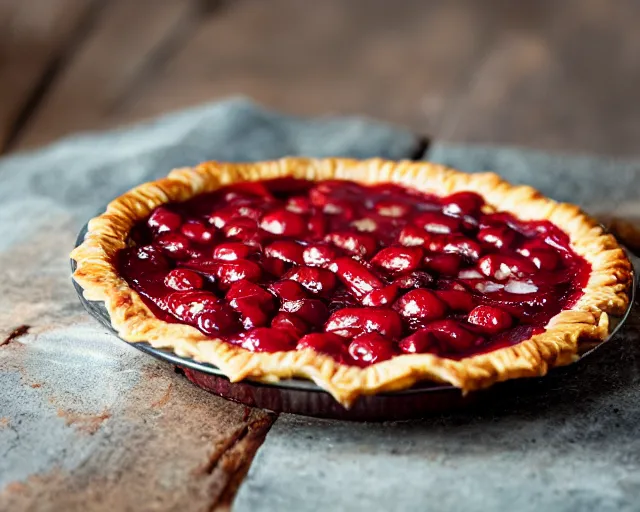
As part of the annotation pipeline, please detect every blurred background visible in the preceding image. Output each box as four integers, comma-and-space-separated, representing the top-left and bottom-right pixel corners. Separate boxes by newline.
0, 0, 638, 155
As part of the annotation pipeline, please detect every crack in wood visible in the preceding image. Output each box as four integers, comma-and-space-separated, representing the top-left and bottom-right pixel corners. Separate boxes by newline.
1, 325, 31, 347
1, 0, 108, 153
200, 412, 277, 511
150, 383, 173, 408
409, 135, 431, 161
56, 408, 111, 435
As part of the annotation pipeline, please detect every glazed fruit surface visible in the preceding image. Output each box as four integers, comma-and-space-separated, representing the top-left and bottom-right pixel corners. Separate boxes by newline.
117, 178, 591, 366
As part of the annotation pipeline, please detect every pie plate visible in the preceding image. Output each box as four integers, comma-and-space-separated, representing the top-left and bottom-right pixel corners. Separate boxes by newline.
71, 223, 637, 421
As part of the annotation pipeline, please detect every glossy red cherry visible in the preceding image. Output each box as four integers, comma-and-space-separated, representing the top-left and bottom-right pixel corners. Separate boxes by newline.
224, 218, 259, 241
260, 209, 307, 237
180, 220, 216, 245
325, 231, 377, 258
371, 246, 423, 273
478, 288, 552, 321
397, 225, 429, 247
362, 284, 399, 307
393, 289, 447, 322
477, 226, 516, 250
233, 181, 274, 199
283, 266, 337, 296
322, 200, 355, 220
186, 248, 206, 259
171, 260, 216, 285
167, 290, 220, 323
478, 253, 538, 280
223, 182, 272, 203
228, 297, 270, 329
393, 271, 434, 290
212, 242, 255, 261
375, 200, 410, 218
325, 308, 403, 340
196, 304, 238, 336
517, 238, 553, 255
424, 319, 480, 352
435, 290, 476, 312
443, 237, 482, 261
329, 257, 383, 299
208, 208, 233, 229
268, 280, 308, 301
527, 250, 560, 271
286, 196, 311, 214
414, 212, 461, 234
148, 207, 182, 233
423, 233, 447, 253
225, 279, 274, 311
467, 305, 513, 334
281, 298, 329, 327
164, 269, 203, 291
302, 244, 337, 267
271, 312, 309, 338
238, 327, 297, 352
296, 333, 347, 360
327, 288, 360, 313
478, 212, 520, 231
348, 333, 396, 365
265, 240, 304, 264
234, 204, 264, 221
398, 329, 438, 354
308, 185, 333, 207
129, 245, 170, 272
436, 278, 472, 292
441, 191, 484, 217
517, 239, 561, 271
215, 260, 262, 287
307, 212, 328, 238
527, 221, 572, 249
261, 257, 289, 278
423, 253, 462, 276
350, 216, 379, 234
156, 233, 191, 259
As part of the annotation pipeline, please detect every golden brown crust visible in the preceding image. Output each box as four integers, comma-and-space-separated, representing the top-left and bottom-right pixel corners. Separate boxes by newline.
70, 158, 632, 406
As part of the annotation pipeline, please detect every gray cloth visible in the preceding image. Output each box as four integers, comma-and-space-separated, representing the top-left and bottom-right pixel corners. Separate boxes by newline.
0, 98, 639, 512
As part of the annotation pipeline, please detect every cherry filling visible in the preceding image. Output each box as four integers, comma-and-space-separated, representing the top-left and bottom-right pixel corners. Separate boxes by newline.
117, 179, 591, 367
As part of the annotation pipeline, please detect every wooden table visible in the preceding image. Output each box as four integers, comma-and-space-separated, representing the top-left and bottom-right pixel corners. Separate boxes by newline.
1, 0, 639, 156
1, 2, 639, 511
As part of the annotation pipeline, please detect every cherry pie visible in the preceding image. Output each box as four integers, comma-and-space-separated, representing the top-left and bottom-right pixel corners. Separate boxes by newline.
71, 158, 632, 406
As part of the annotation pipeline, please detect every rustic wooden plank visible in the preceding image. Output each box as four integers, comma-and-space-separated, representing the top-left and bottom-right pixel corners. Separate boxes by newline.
11, 0, 496, 150
0, 0, 100, 152
442, 0, 640, 155
155, 0, 639, 156
10, 0, 640, 155
0, 344, 275, 512
14, 0, 204, 151
120, 0, 493, 142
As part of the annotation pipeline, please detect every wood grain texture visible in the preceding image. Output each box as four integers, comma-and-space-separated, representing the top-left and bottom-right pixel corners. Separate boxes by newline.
0, 358, 275, 512
14, 0, 202, 150
0, 0, 100, 150
6, 0, 639, 156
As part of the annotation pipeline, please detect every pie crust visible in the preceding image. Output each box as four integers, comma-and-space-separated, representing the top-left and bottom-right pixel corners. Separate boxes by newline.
70, 158, 632, 406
